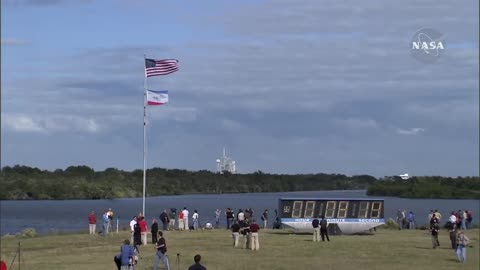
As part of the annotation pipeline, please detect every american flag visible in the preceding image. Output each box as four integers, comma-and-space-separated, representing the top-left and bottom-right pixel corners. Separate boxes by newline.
145, 58, 179, 77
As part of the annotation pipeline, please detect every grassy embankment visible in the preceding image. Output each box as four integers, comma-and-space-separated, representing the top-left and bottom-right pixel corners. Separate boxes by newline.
1, 228, 479, 270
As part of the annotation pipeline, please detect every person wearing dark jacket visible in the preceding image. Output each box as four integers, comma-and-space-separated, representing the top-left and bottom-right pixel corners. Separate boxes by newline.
151, 218, 159, 244
160, 210, 169, 231
320, 216, 330, 242
261, 209, 268, 229
239, 220, 250, 249
153, 231, 171, 270
231, 221, 241, 247
169, 208, 177, 230
312, 217, 320, 242
430, 219, 440, 248
133, 222, 142, 247
449, 223, 458, 250
226, 208, 234, 229
188, 254, 207, 270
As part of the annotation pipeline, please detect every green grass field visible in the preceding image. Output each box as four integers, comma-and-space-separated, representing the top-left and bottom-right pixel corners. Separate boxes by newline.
1, 228, 478, 270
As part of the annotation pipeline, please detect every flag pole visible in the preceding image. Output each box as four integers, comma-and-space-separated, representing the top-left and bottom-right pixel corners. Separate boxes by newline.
143, 54, 148, 218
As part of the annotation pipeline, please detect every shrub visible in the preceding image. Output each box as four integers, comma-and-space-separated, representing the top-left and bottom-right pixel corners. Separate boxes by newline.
379, 218, 400, 230
418, 224, 429, 230
19, 228, 37, 238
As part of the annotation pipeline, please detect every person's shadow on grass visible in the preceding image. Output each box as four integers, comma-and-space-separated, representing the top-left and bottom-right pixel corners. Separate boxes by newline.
414, 246, 433, 249
414, 246, 454, 250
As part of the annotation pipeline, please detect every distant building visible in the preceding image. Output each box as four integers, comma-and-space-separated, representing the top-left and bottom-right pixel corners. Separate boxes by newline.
216, 147, 236, 174
399, 173, 410, 180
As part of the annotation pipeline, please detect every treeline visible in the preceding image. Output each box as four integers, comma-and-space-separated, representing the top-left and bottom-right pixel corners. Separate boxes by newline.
0, 165, 376, 200
367, 176, 480, 199
1, 165, 479, 200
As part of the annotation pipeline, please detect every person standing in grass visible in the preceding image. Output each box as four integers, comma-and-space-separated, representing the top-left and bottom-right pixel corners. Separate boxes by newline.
88, 211, 96, 235
192, 210, 200, 230
169, 208, 177, 230
448, 223, 458, 250
240, 219, 250, 249
188, 254, 207, 270
151, 218, 159, 244
320, 216, 330, 242
407, 211, 415, 230
182, 207, 190, 231
455, 230, 470, 263
249, 219, 260, 251
430, 219, 440, 249
465, 210, 473, 229
160, 209, 169, 231
138, 216, 148, 245
261, 209, 269, 229
133, 221, 142, 247
154, 231, 171, 270
231, 221, 241, 247
215, 209, 221, 228
130, 216, 137, 244
226, 208, 234, 229
107, 208, 114, 234
312, 216, 320, 242
102, 210, 110, 236
459, 209, 467, 230
396, 210, 404, 230
178, 211, 185, 230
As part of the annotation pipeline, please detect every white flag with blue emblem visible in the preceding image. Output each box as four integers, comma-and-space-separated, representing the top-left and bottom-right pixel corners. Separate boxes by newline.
146, 90, 168, 105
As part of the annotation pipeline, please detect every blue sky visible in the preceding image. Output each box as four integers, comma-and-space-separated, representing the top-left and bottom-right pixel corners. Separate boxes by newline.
1, 0, 479, 177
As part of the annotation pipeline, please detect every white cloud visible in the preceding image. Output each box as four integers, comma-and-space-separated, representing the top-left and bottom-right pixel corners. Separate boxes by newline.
46, 115, 102, 133
396, 128, 425, 136
1, 113, 102, 134
2, 114, 45, 133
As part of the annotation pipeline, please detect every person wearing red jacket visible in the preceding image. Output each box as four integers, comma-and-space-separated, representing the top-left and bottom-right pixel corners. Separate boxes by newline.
137, 216, 148, 245
178, 211, 185, 230
88, 211, 97, 235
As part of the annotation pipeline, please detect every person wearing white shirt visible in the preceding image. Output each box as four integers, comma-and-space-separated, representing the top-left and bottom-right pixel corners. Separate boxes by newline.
182, 208, 189, 230
237, 210, 245, 222
130, 216, 137, 244
192, 210, 199, 230
215, 209, 222, 228
449, 212, 457, 224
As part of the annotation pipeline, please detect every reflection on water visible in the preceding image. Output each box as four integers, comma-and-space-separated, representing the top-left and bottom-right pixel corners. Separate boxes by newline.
1, 190, 478, 235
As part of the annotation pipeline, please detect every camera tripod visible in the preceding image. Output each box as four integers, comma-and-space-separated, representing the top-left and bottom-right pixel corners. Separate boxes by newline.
8, 242, 22, 270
